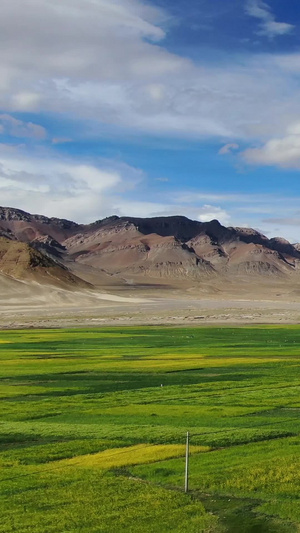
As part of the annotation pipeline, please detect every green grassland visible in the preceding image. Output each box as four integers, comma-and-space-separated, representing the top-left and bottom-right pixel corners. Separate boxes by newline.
1, 326, 300, 532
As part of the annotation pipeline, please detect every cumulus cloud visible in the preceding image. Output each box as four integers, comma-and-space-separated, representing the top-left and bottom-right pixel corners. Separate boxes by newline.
0, 145, 144, 222
243, 133, 300, 168
245, 0, 294, 39
218, 143, 239, 155
0, 114, 47, 139
197, 205, 230, 225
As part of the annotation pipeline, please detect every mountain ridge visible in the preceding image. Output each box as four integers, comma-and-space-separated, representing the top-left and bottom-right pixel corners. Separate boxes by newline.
0, 206, 299, 287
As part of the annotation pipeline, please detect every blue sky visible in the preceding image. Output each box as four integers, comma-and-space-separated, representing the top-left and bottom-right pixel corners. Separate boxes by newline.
1, 0, 300, 241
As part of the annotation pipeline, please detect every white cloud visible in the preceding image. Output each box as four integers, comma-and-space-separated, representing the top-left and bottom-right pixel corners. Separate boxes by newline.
0, 0, 299, 142
243, 133, 300, 168
11, 92, 42, 112
0, 145, 144, 222
0, 0, 174, 89
68, 165, 121, 192
273, 54, 300, 73
245, 0, 294, 39
197, 205, 231, 225
218, 143, 239, 155
0, 114, 47, 139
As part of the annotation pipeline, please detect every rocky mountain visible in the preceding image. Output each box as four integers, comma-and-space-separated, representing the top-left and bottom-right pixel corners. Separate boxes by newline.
0, 236, 90, 289
0, 206, 79, 242
0, 206, 299, 288
63, 215, 300, 281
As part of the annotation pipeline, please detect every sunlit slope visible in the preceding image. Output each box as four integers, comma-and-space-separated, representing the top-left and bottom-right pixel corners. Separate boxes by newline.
0, 236, 90, 288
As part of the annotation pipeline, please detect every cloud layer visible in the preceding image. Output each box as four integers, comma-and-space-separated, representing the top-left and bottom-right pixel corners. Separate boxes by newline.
1, 0, 300, 241
0, 0, 299, 143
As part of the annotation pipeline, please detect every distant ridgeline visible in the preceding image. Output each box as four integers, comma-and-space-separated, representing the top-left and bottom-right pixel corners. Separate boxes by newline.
0, 205, 299, 287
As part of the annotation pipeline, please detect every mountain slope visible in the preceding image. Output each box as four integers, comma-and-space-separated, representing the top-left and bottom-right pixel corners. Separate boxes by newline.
0, 237, 90, 289
0, 207, 300, 286
64, 215, 299, 281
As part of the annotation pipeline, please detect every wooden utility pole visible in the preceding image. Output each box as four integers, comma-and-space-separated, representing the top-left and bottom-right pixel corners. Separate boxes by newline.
185, 431, 189, 493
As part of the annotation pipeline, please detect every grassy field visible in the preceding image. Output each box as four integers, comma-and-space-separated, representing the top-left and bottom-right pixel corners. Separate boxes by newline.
1, 326, 300, 532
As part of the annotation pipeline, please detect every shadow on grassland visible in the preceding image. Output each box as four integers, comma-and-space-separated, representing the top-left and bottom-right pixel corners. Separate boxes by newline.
199, 494, 294, 533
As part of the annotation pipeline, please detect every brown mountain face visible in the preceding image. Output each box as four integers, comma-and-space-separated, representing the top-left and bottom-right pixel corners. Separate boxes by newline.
0, 237, 90, 289
0, 206, 79, 242
64, 221, 214, 280
0, 206, 299, 288
63, 215, 300, 282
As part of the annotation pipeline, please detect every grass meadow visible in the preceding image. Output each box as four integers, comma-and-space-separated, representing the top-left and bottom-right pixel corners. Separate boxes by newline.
1, 326, 300, 531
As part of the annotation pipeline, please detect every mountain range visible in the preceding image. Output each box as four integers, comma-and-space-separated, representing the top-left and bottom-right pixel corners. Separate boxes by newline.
0, 206, 300, 293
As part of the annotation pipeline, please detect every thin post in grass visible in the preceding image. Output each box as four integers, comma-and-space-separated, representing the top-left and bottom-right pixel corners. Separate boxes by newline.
185, 431, 189, 493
